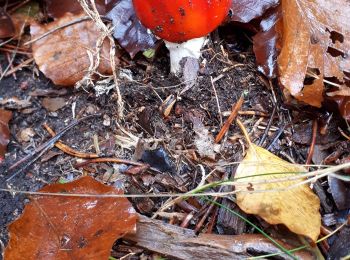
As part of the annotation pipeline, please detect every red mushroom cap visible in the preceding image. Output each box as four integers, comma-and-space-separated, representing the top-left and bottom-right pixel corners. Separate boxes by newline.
132, 0, 231, 43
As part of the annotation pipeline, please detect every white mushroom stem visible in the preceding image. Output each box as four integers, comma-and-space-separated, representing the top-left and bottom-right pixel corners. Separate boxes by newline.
164, 37, 206, 74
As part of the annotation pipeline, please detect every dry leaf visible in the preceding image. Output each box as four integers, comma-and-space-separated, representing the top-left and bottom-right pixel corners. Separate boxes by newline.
235, 144, 321, 242
0, 109, 12, 162
278, 0, 350, 107
31, 13, 113, 86
5, 176, 137, 260
42, 97, 66, 112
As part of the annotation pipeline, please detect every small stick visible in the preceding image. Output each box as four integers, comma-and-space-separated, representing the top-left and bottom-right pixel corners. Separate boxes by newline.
238, 110, 269, 117
194, 198, 217, 232
74, 158, 149, 169
215, 96, 244, 143
305, 120, 318, 167
0, 48, 32, 55
267, 125, 286, 151
43, 123, 99, 159
338, 127, 350, 141
206, 205, 219, 233
6, 52, 16, 79
180, 212, 194, 228
6, 115, 98, 182
258, 105, 277, 146
210, 76, 223, 126
4, 58, 34, 77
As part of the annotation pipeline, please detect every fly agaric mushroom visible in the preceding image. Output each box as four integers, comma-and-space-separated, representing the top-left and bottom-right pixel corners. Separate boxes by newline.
132, 0, 231, 74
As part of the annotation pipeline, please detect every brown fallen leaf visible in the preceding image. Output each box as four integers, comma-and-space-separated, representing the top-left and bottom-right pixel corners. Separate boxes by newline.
42, 97, 67, 112
230, 0, 279, 23
10, 1, 40, 37
330, 96, 350, 122
278, 0, 350, 107
0, 109, 12, 162
235, 144, 321, 242
0, 7, 15, 38
252, 6, 281, 78
44, 0, 118, 19
30, 12, 113, 86
5, 176, 137, 260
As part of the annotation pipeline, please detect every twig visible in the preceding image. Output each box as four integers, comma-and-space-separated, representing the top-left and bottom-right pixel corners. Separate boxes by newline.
237, 110, 269, 117
206, 205, 219, 233
5, 115, 98, 182
338, 127, 350, 141
77, 0, 124, 118
3, 58, 34, 77
258, 105, 277, 146
194, 198, 217, 232
305, 120, 318, 167
210, 76, 223, 126
43, 123, 99, 159
267, 125, 286, 151
74, 158, 149, 169
215, 96, 244, 143
8, 0, 31, 14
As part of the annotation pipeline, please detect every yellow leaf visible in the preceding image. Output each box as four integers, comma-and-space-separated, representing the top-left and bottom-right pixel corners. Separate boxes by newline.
235, 144, 321, 242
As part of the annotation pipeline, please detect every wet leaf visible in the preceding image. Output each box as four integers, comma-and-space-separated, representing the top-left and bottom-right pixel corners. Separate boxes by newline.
106, 0, 157, 58
10, 1, 40, 36
141, 148, 176, 173
31, 12, 113, 86
235, 144, 321, 242
278, 0, 350, 107
327, 227, 350, 260
44, 0, 118, 19
0, 7, 15, 38
0, 109, 12, 162
329, 96, 350, 122
328, 174, 350, 210
5, 176, 137, 260
231, 0, 280, 23
252, 6, 281, 78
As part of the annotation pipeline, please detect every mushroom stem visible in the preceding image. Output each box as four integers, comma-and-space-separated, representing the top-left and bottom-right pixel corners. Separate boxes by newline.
164, 37, 206, 74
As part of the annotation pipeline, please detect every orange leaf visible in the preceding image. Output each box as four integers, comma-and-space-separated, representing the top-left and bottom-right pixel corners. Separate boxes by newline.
0, 109, 12, 162
31, 13, 113, 86
4, 176, 137, 260
278, 0, 350, 107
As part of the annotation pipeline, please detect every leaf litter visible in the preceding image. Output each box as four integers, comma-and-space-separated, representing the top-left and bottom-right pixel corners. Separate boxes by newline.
0, 109, 12, 163
1, 0, 350, 259
4, 176, 137, 260
30, 12, 113, 86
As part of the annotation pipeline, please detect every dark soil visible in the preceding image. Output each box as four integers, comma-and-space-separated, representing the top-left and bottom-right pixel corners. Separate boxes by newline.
1, 30, 349, 259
